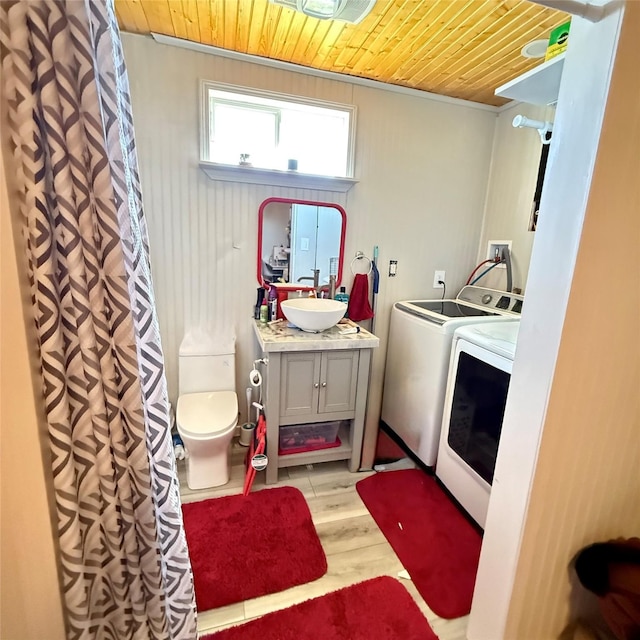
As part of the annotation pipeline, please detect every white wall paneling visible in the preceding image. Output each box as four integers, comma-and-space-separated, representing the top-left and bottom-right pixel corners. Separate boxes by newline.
477, 101, 555, 294
122, 34, 497, 435
503, 2, 640, 635
346, 84, 497, 464
469, 3, 640, 637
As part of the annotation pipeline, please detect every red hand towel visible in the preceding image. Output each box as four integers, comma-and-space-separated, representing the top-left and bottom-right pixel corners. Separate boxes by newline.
347, 273, 374, 322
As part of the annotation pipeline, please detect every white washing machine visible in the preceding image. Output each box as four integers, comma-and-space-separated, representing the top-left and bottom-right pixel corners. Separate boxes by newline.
436, 320, 520, 529
381, 286, 523, 468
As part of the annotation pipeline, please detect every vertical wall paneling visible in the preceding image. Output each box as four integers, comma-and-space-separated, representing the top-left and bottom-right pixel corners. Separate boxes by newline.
468, 4, 639, 638
1, 140, 66, 639
346, 83, 497, 466
503, 3, 640, 635
121, 33, 496, 432
477, 101, 555, 293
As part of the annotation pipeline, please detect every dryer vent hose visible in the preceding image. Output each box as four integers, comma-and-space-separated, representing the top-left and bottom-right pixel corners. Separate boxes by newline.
502, 246, 513, 293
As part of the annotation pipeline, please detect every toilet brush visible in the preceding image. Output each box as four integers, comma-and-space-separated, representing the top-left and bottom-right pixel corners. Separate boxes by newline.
239, 387, 255, 447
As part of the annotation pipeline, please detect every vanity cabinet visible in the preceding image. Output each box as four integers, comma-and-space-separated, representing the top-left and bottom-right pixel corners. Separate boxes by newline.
253, 321, 379, 485
279, 351, 359, 420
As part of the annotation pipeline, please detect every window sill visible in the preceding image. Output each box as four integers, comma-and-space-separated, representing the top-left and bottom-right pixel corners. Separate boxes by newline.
199, 162, 358, 193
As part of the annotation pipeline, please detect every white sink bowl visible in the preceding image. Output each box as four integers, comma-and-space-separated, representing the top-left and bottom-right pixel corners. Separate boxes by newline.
280, 297, 347, 332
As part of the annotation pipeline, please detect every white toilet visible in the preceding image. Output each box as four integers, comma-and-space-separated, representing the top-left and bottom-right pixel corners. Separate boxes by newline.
176, 331, 238, 490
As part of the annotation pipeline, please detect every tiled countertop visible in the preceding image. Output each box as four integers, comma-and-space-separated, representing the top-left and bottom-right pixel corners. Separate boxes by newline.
253, 319, 380, 352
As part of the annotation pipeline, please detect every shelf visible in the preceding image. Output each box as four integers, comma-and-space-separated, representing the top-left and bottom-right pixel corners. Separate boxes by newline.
276, 423, 352, 468
495, 53, 565, 106
199, 161, 358, 192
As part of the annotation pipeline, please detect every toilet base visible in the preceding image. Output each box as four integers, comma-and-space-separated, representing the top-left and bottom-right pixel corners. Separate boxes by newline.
184, 446, 232, 490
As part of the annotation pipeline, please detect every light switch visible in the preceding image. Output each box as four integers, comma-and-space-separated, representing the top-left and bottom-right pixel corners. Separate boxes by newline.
301, 237, 310, 251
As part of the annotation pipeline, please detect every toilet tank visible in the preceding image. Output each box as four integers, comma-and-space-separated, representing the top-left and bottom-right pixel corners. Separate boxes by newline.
178, 331, 236, 395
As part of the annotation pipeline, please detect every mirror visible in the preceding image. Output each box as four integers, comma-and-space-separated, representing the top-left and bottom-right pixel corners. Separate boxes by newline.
257, 197, 346, 289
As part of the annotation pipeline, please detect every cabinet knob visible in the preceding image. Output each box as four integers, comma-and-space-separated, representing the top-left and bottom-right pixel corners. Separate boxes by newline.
314, 382, 319, 388
321, 382, 327, 387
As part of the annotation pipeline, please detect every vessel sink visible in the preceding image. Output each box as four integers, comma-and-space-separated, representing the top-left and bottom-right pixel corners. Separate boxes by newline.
280, 297, 347, 332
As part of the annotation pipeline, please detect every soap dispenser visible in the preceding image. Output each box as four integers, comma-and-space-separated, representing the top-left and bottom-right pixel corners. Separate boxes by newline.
335, 286, 349, 317
259, 299, 268, 323
335, 286, 349, 304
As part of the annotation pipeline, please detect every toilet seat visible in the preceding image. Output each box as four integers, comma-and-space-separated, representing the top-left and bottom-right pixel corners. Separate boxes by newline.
177, 391, 238, 438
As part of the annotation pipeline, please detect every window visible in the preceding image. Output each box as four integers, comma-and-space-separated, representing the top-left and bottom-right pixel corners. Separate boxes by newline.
201, 82, 355, 178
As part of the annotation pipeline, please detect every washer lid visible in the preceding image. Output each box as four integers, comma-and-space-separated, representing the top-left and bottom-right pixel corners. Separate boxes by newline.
176, 391, 238, 436
398, 300, 499, 322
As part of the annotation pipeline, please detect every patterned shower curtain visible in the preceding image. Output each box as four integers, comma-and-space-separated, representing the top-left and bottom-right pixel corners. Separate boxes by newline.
0, 2, 197, 639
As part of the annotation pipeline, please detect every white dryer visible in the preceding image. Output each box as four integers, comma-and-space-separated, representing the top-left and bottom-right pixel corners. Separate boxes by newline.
381, 286, 523, 468
436, 320, 520, 529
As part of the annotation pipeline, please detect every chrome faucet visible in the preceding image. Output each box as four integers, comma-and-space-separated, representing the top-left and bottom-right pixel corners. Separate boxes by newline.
297, 269, 320, 287
297, 269, 325, 296
328, 275, 336, 299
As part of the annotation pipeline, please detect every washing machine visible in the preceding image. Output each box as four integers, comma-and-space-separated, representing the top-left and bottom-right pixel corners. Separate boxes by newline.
380, 286, 523, 468
436, 320, 520, 529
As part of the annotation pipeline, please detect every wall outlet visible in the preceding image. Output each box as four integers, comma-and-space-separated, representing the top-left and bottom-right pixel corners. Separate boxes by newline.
486, 240, 512, 268
433, 270, 445, 288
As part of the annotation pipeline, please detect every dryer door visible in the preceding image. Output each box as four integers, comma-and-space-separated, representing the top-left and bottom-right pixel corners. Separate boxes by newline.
436, 339, 513, 528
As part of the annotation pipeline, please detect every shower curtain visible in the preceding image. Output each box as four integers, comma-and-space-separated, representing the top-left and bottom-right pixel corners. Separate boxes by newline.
0, 2, 197, 638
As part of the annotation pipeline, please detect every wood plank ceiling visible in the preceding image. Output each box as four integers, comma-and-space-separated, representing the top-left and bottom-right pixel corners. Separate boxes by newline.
114, 0, 569, 107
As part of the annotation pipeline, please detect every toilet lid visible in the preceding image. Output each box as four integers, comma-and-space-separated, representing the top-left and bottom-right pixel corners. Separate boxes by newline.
176, 391, 238, 437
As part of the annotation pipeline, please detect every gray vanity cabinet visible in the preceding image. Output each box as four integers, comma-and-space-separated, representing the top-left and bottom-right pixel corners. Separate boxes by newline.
253, 320, 379, 486
279, 351, 359, 420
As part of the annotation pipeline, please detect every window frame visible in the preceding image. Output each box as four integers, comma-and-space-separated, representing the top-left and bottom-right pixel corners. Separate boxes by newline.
200, 80, 357, 179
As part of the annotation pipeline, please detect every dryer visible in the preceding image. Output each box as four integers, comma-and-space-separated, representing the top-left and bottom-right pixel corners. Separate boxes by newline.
381, 286, 523, 468
436, 320, 520, 529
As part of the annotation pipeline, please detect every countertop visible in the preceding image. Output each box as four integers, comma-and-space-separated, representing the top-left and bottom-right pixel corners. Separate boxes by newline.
253, 318, 380, 352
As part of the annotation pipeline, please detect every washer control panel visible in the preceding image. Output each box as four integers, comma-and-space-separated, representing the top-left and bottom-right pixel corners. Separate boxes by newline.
457, 286, 524, 315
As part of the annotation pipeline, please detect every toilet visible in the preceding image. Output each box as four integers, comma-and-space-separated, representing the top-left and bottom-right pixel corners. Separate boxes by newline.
176, 331, 238, 490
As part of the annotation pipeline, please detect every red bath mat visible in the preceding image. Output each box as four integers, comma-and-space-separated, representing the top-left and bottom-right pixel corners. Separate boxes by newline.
356, 469, 482, 619
203, 576, 438, 639
182, 486, 327, 611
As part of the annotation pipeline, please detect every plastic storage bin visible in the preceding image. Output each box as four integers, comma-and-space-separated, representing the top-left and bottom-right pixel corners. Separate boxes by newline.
279, 421, 342, 455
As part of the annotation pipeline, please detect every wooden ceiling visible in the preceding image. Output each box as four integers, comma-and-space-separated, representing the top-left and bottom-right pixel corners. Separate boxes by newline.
114, 0, 569, 107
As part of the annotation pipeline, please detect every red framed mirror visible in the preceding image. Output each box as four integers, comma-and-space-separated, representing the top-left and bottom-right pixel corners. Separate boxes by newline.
257, 197, 347, 291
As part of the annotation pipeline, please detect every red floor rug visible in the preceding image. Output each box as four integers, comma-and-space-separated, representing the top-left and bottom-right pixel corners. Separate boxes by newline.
182, 486, 327, 611
356, 469, 482, 619
203, 576, 437, 639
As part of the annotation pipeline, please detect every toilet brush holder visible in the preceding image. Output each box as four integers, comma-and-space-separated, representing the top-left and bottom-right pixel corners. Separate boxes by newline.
239, 422, 256, 447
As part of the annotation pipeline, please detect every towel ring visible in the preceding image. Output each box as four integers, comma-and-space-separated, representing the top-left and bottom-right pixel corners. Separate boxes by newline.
351, 253, 372, 275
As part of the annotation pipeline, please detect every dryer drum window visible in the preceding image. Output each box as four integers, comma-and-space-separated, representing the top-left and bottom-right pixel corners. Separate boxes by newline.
447, 352, 511, 485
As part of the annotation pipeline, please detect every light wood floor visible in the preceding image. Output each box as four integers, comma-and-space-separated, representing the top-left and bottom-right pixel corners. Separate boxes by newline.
178, 441, 469, 639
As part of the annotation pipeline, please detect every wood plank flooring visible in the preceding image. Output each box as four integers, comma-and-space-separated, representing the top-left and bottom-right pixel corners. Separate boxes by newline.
178, 441, 469, 639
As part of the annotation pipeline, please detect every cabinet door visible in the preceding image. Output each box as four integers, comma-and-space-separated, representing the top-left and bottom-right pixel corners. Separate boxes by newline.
319, 351, 359, 414
279, 352, 321, 418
